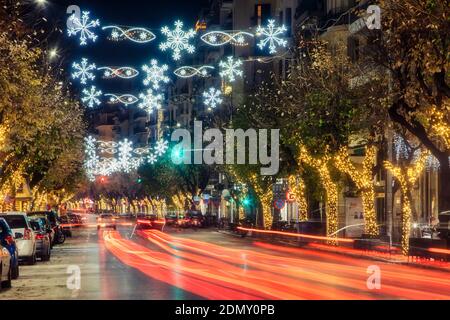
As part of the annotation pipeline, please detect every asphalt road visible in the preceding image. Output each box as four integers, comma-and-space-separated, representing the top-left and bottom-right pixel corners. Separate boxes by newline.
1, 218, 450, 300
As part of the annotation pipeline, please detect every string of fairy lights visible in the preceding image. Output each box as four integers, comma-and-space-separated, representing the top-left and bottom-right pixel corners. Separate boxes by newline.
66, 9, 289, 180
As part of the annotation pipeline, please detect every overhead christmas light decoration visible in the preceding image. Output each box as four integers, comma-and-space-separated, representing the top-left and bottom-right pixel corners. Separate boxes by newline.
138, 89, 163, 115
67, 11, 100, 45
159, 20, 196, 61
203, 87, 223, 109
200, 31, 254, 46
256, 19, 288, 54
97, 140, 119, 154
105, 93, 139, 106
148, 153, 158, 165
102, 25, 156, 43
394, 134, 422, 162
142, 59, 170, 90
219, 56, 243, 82
82, 86, 102, 108
154, 139, 169, 156
117, 139, 135, 173
84, 136, 170, 179
84, 136, 99, 181
173, 65, 214, 78
72, 58, 96, 85
98, 66, 139, 79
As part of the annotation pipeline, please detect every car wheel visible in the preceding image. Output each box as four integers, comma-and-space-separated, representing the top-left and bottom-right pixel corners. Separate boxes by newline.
57, 232, 66, 244
1, 264, 12, 289
42, 248, 51, 262
12, 262, 19, 280
28, 253, 36, 266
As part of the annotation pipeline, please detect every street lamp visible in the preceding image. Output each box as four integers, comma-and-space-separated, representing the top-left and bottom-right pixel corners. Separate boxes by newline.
34, 0, 48, 7
48, 48, 58, 60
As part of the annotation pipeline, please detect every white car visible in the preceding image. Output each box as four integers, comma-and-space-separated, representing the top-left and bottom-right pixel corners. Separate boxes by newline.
0, 213, 37, 265
0, 244, 12, 289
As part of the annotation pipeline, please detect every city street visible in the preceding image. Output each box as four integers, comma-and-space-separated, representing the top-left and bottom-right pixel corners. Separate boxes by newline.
2, 218, 450, 300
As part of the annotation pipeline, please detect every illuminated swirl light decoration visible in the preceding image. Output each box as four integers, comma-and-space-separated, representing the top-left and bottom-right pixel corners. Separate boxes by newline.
200, 31, 254, 47
98, 66, 139, 79
97, 140, 119, 154
105, 93, 139, 106
102, 26, 156, 43
174, 65, 214, 78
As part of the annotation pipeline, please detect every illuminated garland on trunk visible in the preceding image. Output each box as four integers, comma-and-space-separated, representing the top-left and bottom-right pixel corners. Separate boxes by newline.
384, 150, 429, 255
297, 146, 338, 244
335, 146, 379, 237
288, 175, 308, 222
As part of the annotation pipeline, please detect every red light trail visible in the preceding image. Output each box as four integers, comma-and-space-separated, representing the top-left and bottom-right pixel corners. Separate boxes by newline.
102, 230, 450, 300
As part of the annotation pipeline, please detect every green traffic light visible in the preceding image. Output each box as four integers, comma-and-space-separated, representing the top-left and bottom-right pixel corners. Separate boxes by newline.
171, 145, 184, 163
242, 197, 251, 206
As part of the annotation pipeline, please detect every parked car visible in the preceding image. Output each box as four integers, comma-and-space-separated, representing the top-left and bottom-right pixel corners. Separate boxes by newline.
0, 213, 36, 265
28, 211, 65, 245
97, 213, 117, 230
0, 243, 12, 289
29, 219, 51, 261
26, 213, 55, 248
57, 216, 72, 238
0, 218, 19, 279
437, 211, 450, 239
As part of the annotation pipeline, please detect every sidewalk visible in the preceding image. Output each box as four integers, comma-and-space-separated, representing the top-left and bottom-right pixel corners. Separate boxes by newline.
217, 229, 450, 273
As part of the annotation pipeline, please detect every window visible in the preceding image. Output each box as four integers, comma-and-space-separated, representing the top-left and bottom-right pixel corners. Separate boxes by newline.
254, 4, 271, 26
285, 8, 292, 37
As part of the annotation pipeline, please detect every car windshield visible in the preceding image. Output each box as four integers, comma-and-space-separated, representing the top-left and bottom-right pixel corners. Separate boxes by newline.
30, 220, 43, 231
100, 214, 112, 218
1, 215, 27, 229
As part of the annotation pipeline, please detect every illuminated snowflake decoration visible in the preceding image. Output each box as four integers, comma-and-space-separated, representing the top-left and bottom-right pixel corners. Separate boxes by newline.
67, 11, 100, 46
159, 20, 196, 61
81, 86, 102, 108
138, 89, 163, 115
84, 136, 99, 181
117, 139, 134, 173
256, 20, 288, 54
154, 139, 169, 156
142, 59, 170, 90
148, 153, 158, 165
72, 58, 96, 85
219, 56, 243, 82
203, 88, 223, 109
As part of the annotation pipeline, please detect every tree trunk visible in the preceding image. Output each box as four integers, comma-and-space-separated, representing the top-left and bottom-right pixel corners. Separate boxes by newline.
439, 164, 450, 213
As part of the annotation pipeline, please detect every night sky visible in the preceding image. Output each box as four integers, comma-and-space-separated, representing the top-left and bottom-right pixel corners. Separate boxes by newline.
39, 0, 211, 97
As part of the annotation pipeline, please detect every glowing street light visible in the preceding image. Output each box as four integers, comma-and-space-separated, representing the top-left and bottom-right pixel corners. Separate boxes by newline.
48, 48, 58, 60
34, 0, 48, 6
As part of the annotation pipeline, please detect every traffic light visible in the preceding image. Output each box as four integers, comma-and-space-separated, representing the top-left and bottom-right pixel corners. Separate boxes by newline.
171, 145, 185, 164
242, 197, 251, 206
136, 177, 142, 184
